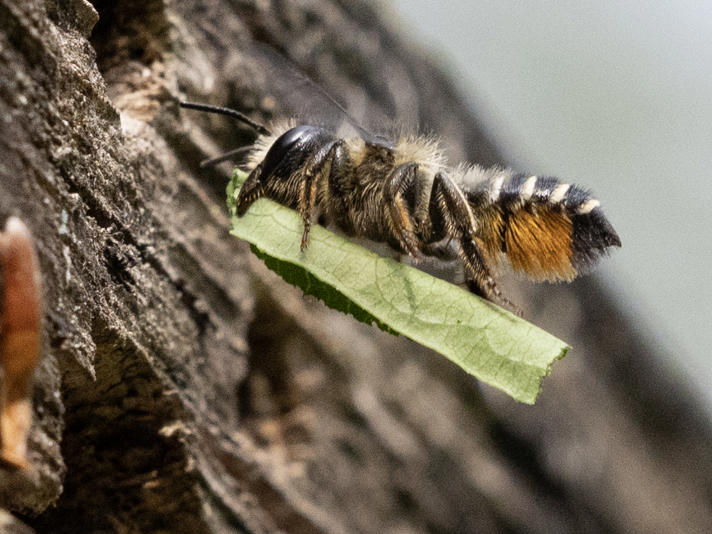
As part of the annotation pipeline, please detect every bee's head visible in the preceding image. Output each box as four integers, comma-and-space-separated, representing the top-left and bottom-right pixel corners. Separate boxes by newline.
258, 125, 333, 182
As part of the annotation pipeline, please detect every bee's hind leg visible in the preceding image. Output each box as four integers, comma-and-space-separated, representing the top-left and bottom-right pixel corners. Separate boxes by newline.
430, 172, 522, 315
460, 239, 523, 316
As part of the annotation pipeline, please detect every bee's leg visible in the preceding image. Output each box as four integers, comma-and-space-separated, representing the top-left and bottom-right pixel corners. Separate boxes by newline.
236, 163, 266, 216
298, 169, 317, 251
384, 163, 421, 257
299, 140, 347, 250
460, 239, 523, 315
431, 172, 521, 314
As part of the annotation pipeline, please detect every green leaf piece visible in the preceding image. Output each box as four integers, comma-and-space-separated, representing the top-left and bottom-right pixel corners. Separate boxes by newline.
227, 170, 569, 404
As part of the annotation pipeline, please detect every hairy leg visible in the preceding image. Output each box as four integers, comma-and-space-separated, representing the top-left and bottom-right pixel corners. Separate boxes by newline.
384, 162, 421, 257
236, 163, 266, 216
431, 172, 521, 313
299, 140, 348, 250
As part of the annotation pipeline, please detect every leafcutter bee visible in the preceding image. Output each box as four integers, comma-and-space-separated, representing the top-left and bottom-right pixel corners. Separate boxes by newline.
180, 53, 620, 314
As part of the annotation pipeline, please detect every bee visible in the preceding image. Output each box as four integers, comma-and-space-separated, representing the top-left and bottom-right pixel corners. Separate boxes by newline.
180, 78, 620, 313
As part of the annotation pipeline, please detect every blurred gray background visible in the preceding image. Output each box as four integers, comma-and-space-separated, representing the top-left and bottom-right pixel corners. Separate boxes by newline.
389, 1, 712, 413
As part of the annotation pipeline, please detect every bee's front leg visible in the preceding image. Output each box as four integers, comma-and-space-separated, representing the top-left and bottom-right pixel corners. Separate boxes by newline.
236, 163, 266, 217
298, 140, 347, 250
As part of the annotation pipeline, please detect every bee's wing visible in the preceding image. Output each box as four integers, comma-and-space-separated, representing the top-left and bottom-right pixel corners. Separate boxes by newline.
240, 42, 392, 143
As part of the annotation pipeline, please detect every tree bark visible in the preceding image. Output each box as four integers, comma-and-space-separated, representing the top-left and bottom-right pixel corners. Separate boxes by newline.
0, 0, 710, 533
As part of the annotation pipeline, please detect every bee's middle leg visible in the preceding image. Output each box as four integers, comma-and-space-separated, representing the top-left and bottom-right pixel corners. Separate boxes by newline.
384, 162, 421, 257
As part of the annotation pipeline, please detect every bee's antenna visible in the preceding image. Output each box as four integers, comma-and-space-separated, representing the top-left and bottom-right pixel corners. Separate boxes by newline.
180, 101, 272, 136
199, 146, 254, 168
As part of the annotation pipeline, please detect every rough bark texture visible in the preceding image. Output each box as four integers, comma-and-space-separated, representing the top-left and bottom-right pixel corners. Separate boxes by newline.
0, 1, 710, 533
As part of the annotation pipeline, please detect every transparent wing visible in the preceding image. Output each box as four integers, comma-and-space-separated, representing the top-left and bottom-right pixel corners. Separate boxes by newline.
240, 42, 393, 143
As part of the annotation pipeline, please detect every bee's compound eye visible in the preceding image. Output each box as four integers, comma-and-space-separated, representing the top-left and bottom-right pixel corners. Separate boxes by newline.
261, 125, 321, 179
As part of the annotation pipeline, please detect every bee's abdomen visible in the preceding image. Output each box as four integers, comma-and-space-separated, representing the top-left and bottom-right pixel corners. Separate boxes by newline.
470, 172, 620, 282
